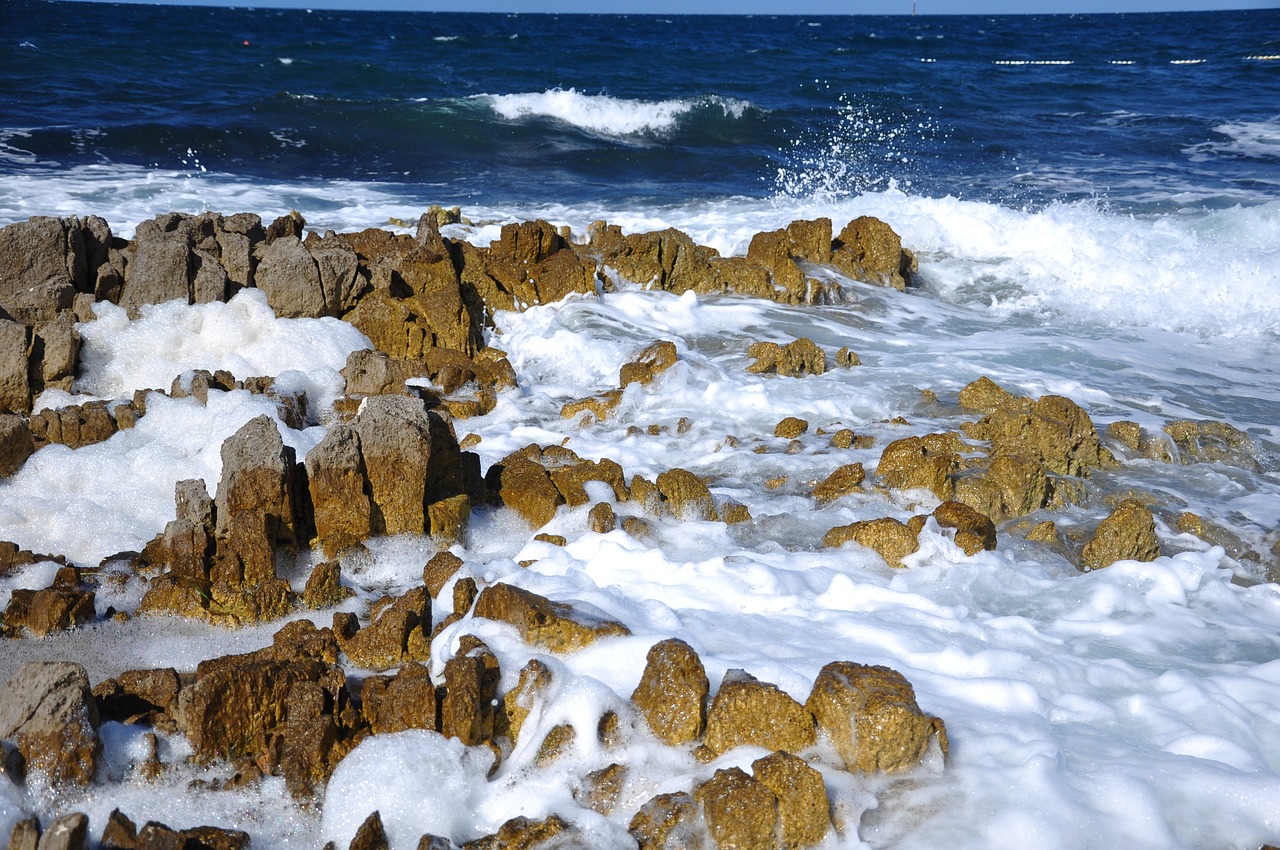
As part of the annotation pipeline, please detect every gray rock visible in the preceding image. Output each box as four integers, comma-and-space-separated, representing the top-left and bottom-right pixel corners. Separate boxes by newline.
0, 662, 101, 786
35, 814, 88, 850
254, 236, 326, 318
0, 414, 35, 477
0, 319, 30, 414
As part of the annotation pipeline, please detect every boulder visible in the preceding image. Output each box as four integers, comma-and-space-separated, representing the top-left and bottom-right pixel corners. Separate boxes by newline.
701, 669, 816, 759
500, 659, 553, 746
305, 423, 374, 558
440, 640, 501, 746
1163, 419, 1261, 470
620, 341, 679, 387
746, 338, 826, 377
831, 216, 916, 291
347, 812, 389, 850
343, 587, 431, 670
28, 401, 118, 450
0, 662, 100, 786
823, 517, 920, 568
560, 389, 624, 421
695, 767, 779, 850
628, 791, 705, 850
9, 817, 40, 850
932, 501, 997, 554
875, 433, 965, 500
774, 417, 809, 439
29, 312, 79, 397
1080, 500, 1160, 571
805, 661, 947, 774
303, 560, 354, 609
630, 638, 709, 745
486, 448, 565, 529
462, 814, 571, 850
812, 463, 866, 503
0, 216, 96, 324
965, 394, 1116, 478
3, 586, 96, 636
473, 583, 630, 652
0, 318, 31, 414
751, 750, 832, 849
956, 376, 1019, 414
252, 236, 327, 318
654, 468, 718, 522
0, 414, 35, 477
954, 454, 1048, 522
93, 668, 181, 724
423, 551, 464, 599
577, 762, 627, 815
33, 814, 88, 850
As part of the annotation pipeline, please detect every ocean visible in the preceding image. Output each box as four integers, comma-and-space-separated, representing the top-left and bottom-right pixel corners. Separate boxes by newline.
2, 1, 1280, 848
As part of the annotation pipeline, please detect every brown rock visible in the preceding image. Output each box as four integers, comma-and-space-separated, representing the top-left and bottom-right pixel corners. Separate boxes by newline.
812, 463, 866, 503
349, 812, 389, 850
933, 501, 997, 554
100, 810, 137, 850
361, 663, 437, 735
3, 586, 96, 636
1080, 500, 1160, 571
253, 235, 328, 318
746, 338, 826, 377
461, 814, 571, 850
631, 638, 709, 745
967, 394, 1116, 478
8, 818, 40, 850
1164, 419, 1261, 470
751, 751, 831, 849
487, 449, 565, 529
835, 347, 861, 367
655, 468, 718, 522
831, 216, 915, 291
560, 389, 624, 421
701, 669, 815, 758
34, 814, 88, 850
875, 434, 963, 500
620, 340, 679, 387
303, 561, 355, 609
588, 502, 617, 533
440, 640, 501, 746
549, 456, 628, 507
694, 767, 779, 850
93, 667, 181, 723
957, 376, 1020, 414
0, 662, 100, 786
1107, 420, 1143, 452
0, 319, 31, 415
500, 659, 553, 746
822, 517, 920, 568
534, 722, 576, 767
306, 423, 374, 558
628, 791, 706, 850
805, 661, 947, 774
577, 762, 627, 815
0, 414, 35, 476
424, 551, 464, 598
774, 417, 809, 439
473, 583, 630, 652
344, 587, 431, 670
746, 227, 810, 303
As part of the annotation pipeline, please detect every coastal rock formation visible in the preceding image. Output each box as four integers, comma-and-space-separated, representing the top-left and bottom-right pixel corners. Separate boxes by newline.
473, 583, 630, 652
823, 517, 921, 568
631, 638, 709, 745
0, 661, 101, 787
746, 338, 827, 377
700, 669, 816, 759
1080, 499, 1160, 571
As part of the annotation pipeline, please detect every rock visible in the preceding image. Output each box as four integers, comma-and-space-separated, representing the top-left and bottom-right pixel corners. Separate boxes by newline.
1107, 420, 1143, 452
361, 663, 437, 735
831, 216, 916, 291
1080, 500, 1160, 571
0, 662, 100, 786
932, 501, 997, 554
440, 639, 501, 746
99, 810, 137, 850
628, 791, 706, 850
0, 414, 34, 477
746, 225, 817, 304
3, 586, 96, 636
35, 814, 88, 850
473, 583, 630, 652
835, 347, 861, 367
694, 767, 779, 850
957, 376, 1019, 414
805, 661, 947, 774
253, 236, 328, 318
751, 751, 831, 849
340, 349, 409, 398
500, 659, 553, 746
28, 401, 120, 450
588, 502, 617, 533
0, 216, 98, 324
211, 415, 301, 591
774, 417, 809, 439
954, 454, 1049, 522
0, 319, 31, 414
965, 394, 1116, 478
701, 669, 815, 759
620, 340, 679, 387
875, 433, 965, 500
30, 312, 79, 397
303, 560, 354, 609
461, 814, 571, 850
533, 722, 576, 767
348, 812, 389, 850
93, 668, 181, 723
560, 389, 624, 421
424, 551, 464, 598
487, 450, 564, 529
823, 517, 920, 568
1163, 419, 1261, 470
577, 762, 627, 815
812, 463, 866, 503
8, 817, 39, 850
548, 456, 628, 507
306, 423, 374, 558
655, 468, 718, 522
746, 338, 826, 377
631, 638, 709, 745
343, 587, 431, 670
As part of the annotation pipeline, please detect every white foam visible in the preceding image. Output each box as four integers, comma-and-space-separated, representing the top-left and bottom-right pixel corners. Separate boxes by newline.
474, 88, 751, 139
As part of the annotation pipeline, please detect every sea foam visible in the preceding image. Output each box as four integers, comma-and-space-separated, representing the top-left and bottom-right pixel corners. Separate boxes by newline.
475, 88, 752, 139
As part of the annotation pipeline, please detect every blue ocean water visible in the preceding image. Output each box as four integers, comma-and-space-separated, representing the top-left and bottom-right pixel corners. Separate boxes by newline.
3, 1, 1278, 212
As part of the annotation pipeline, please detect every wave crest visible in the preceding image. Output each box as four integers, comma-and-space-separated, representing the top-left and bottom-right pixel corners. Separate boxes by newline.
473, 88, 753, 139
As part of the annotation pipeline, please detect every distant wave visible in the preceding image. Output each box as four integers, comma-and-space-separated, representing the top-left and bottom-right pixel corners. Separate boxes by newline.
471, 88, 755, 139
1186, 117, 1280, 163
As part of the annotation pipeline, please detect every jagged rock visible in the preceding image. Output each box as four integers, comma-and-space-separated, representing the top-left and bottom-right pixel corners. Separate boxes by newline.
701, 669, 815, 759
119, 213, 229, 312
751, 751, 831, 849
0, 216, 104, 325
343, 587, 431, 670
0, 414, 35, 476
486, 447, 565, 528
473, 582, 630, 652
655, 468, 718, 521
34, 814, 88, 850
631, 638, 709, 745
3, 586, 96, 636
548, 456, 628, 507
775, 417, 809, 439
501, 659, 552, 746
812, 463, 866, 503
876, 433, 966, 500
1080, 500, 1160, 571
588, 502, 617, 533
746, 338, 826, 377
341, 349, 411, 397
577, 763, 627, 815
534, 722, 575, 767
348, 812, 389, 850
831, 216, 916, 291
440, 640, 501, 746
211, 415, 301, 591
99, 810, 137, 850
954, 454, 1049, 522
932, 501, 997, 554
30, 312, 79, 397
306, 423, 374, 558
695, 767, 779, 850
1107, 420, 1143, 452
957, 376, 1019, 414
303, 560, 354, 609
0, 662, 100, 786
93, 668, 181, 724
1163, 419, 1261, 470
560, 389, 624, 421
461, 814, 571, 850
806, 661, 947, 774
253, 236, 326, 318
823, 517, 920, 568
965, 393, 1116, 478
28, 401, 118, 450
628, 792, 705, 850
0, 318, 31, 414
620, 340, 679, 387
835, 346, 861, 367
424, 551, 464, 598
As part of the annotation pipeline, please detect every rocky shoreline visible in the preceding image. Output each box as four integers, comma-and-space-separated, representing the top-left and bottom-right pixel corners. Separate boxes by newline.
1, 209, 1276, 850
